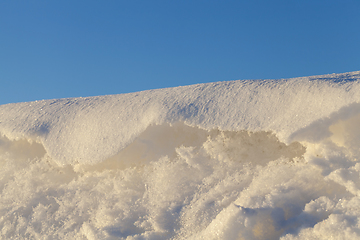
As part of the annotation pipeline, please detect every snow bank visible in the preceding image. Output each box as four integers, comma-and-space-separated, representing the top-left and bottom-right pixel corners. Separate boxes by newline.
1, 71, 360, 239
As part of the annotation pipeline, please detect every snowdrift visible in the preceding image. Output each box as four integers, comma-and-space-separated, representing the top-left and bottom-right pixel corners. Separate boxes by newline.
1, 71, 360, 239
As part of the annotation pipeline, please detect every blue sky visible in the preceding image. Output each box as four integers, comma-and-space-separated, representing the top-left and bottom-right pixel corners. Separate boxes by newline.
1, 0, 359, 105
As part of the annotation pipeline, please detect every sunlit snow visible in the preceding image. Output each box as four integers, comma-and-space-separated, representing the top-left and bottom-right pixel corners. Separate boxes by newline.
1, 71, 360, 239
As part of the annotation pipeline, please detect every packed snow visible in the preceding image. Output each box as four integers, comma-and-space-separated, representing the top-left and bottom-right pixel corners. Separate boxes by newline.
1, 71, 360, 239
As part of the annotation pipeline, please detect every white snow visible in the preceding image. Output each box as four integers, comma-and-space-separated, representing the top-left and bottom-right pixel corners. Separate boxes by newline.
1, 71, 360, 239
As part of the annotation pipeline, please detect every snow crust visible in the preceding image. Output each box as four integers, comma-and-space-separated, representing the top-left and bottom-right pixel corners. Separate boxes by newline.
1, 71, 360, 239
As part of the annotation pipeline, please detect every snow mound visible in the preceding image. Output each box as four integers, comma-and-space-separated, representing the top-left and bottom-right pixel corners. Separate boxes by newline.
1, 71, 360, 239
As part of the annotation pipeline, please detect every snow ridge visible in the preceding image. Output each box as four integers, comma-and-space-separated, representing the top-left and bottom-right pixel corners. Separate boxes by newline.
0, 71, 360, 165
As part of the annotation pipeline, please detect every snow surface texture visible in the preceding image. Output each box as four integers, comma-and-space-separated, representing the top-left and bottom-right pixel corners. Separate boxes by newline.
1, 71, 360, 239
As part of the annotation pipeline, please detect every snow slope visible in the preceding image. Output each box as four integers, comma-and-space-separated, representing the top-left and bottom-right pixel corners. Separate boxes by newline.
1, 71, 360, 239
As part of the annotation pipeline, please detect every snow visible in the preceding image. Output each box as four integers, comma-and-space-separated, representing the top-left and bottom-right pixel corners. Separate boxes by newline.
1, 71, 360, 239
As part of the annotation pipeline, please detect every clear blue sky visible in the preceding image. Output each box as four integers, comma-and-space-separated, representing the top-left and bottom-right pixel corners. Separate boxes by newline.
1, 0, 359, 105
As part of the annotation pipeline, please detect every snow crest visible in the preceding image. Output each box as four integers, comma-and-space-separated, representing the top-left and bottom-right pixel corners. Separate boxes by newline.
1, 71, 360, 165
